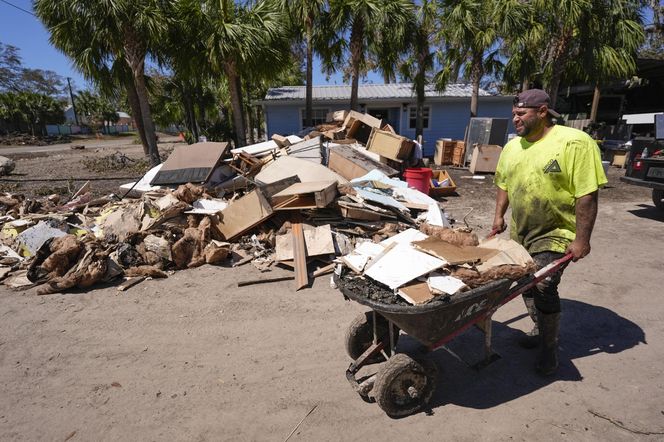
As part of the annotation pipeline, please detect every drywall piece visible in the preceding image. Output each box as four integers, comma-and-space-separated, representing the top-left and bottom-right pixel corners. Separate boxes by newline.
412, 237, 496, 265
327, 144, 398, 180
215, 189, 273, 241
340, 241, 386, 273
364, 243, 446, 290
398, 281, 435, 305
119, 164, 164, 197
275, 224, 335, 261
380, 228, 428, 247
427, 273, 467, 295
354, 188, 409, 213
271, 180, 338, 210
16, 221, 67, 257
230, 135, 302, 157
184, 198, 229, 215
424, 203, 450, 227
392, 186, 438, 210
255, 156, 348, 185
476, 237, 533, 271
151, 142, 229, 185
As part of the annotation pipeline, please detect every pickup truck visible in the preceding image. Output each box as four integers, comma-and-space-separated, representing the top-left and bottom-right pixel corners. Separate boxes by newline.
619, 137, 664, 211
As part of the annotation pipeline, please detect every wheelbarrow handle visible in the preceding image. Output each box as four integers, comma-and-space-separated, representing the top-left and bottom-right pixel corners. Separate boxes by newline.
503, 253, 574, 303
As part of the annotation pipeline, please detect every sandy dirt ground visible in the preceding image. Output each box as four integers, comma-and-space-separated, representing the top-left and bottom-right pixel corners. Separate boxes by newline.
0, 145, 663, 441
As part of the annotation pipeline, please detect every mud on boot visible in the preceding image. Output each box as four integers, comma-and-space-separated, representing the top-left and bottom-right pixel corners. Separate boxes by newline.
535, 311, 560, 376
518, 296, 539, 349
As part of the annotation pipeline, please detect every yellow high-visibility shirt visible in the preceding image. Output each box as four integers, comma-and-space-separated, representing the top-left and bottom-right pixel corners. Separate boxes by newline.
494, 125, 607, 254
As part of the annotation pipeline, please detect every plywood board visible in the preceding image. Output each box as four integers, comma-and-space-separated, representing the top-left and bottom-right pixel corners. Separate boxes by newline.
365, 243, 446, 290
215, 189, 273, 241
272, 181, 338, 210
151, 142, 229, 185
367, 129, 414, 161
276, 224, 335, 261
328, 144, 398, 180
255, 156, 348, 185
412, 237, 496, 265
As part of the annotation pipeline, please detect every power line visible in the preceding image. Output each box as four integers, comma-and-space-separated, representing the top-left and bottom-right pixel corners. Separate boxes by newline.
0, 0, 35, 17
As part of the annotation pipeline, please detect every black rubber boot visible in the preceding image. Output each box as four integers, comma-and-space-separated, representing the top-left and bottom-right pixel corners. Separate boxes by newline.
518, 296, 539, 349
536, 311, 560, 376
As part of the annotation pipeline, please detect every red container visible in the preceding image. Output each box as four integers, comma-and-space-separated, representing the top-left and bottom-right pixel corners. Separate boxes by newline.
404, 167, 433, 195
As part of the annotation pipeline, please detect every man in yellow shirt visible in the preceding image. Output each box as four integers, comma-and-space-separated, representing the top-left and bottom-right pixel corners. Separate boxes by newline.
493, 89, 607, 375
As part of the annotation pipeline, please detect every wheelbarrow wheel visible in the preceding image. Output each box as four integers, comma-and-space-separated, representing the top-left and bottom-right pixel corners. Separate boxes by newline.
373, 353, 437, 418
345, 312, 400, 364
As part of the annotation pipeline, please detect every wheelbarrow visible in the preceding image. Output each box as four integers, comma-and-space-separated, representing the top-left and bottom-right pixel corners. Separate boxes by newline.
336, 253, 572, 418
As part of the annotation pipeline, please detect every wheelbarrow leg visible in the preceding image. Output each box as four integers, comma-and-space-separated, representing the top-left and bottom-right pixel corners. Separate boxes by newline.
473, 315, 501, 369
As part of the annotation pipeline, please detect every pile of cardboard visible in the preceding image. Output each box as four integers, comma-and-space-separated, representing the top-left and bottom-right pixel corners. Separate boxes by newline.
0, 111, 468, 295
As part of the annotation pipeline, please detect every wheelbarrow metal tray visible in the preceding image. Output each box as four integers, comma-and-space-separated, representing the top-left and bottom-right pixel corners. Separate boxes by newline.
339, 278, 513, 347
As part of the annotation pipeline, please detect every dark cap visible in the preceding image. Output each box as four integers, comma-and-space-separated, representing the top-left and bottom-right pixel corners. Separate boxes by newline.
513, 89, 561, 118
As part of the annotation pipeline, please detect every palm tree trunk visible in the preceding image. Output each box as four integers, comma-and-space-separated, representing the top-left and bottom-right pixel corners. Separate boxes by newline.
590, 83, 600, 122
305, 16, 314, 128
124, 77, 149, 155
349, 16, 364, 111
224, 61, 247, 147
470, 53, 482, 118
415, 69, 425, 140
245, 83, 255, 144
545, 32, 573, 109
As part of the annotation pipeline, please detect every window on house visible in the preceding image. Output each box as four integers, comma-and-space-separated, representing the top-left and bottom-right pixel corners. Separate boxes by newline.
301, 108, 329, 128
408, 106, 430, 129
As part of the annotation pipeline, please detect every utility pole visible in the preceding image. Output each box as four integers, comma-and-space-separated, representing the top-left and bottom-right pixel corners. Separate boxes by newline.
67, 77, 79, 126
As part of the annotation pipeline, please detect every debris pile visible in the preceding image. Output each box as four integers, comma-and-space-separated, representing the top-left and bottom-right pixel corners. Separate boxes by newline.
0, 132, 71, 146
0, 110, 520, 297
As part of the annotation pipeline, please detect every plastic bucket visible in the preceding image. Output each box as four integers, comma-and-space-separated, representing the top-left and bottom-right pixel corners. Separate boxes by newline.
404, 167, 433, 195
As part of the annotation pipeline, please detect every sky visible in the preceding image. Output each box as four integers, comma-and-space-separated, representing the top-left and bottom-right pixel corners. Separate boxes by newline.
0, 0, 383, 92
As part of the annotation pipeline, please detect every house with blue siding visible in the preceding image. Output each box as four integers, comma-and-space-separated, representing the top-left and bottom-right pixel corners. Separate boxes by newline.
257, 83, 514, 156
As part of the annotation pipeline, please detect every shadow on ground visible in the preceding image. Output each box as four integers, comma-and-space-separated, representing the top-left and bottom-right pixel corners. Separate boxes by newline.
393, 299, 646, 413
628, 204, 664, 222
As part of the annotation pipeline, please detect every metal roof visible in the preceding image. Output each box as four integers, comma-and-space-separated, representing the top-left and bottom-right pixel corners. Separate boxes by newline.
263, 83, 496, 101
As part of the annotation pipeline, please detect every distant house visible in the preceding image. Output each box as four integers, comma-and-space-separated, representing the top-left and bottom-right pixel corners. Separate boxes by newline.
257, 83, 514, 156
63, 106, 133, 126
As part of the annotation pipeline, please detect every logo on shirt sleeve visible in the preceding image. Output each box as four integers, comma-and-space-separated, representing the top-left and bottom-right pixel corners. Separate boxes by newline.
543, 159, 562, 173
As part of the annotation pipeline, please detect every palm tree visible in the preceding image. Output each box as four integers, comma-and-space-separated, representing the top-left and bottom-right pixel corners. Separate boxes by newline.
576, 0, 644, 121
320, 0, 413, 111
34, 0, 169, 166
398, 0, 440, 140
437, 0, 503, 118
201, 0, 291, 147
279, 0, 326, 128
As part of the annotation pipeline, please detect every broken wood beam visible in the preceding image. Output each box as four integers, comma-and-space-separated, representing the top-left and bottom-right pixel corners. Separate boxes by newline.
292, 221, 309, 290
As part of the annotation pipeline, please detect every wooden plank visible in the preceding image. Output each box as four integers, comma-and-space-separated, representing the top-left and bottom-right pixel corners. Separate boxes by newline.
237, 276, 294, 287
215, 189, 273, 241
412, 237, 496, 265
292, 222, 309, 290
117, 276, 146, 292
276, 224, 334, 261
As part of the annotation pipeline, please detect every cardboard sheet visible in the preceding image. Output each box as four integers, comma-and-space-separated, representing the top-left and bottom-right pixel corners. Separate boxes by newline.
476, 237, 533, 271
150, 142, 229, 185
412, 237, 497, 265
398, 280, 435, 305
